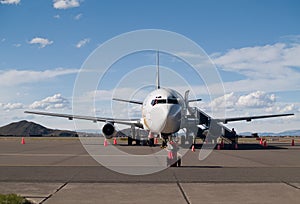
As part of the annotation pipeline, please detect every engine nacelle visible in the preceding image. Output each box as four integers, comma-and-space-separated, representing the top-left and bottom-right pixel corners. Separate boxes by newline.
102, 123, 116, 139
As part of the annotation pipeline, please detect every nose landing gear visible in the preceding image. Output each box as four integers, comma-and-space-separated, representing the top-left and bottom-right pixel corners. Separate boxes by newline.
165, 137, 181, 167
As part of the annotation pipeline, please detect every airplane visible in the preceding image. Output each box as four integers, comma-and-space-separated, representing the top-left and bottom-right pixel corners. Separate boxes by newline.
25, 52, 294, 149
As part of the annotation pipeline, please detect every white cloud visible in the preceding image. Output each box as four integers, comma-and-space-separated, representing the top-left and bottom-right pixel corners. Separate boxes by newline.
266, 103, 299, 114
91, 89, 113, 101
0, 102, 24, 111
53, 0, 80, 9
74, 13, 82, 20
236, 91, 275, 108
29, 94, 70, 110
80, 87, 143, 103
212, 42, 300, 93
209, 92, 237, 110
0, 0, 20, 4
209, 91, 276, 110
76, 38, 90, 48
13, 43, 21, 47
205, 91, 298, 133
0, 68, 78, 86
214, 43, 285, 74
280, 35, 300, 43
53, 14, 60, 19
28, 37, 53, 48
281, 104, 297, 112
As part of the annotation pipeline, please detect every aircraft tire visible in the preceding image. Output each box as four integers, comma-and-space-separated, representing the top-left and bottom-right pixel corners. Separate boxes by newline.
148, 138, 154, 147
177, 158, 181, 167
128, 137, 132, 146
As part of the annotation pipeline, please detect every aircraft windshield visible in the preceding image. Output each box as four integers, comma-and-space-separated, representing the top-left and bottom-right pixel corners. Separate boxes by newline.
151, 98, 179, 106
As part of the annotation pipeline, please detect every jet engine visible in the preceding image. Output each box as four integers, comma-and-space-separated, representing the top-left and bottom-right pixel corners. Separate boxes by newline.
102, 123, 116, 139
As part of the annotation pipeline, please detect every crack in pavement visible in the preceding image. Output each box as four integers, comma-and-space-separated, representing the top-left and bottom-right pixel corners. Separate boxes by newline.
282, 181, 300, 190
39, 182, 68, 204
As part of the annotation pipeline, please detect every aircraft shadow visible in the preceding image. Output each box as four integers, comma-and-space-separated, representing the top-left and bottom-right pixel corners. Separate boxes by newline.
177, 166, 223, 169
192, 143, 287, 150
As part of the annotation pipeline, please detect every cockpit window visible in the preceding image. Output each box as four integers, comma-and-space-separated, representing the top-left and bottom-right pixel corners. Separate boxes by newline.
151, 98, 178, 106
168, 98, 179, 104
151, 99, 156, 106
157, 99, 167, 104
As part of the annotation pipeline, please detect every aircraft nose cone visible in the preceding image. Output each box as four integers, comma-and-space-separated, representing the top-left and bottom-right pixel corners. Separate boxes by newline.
164, 105, 181, 133
149, 106, 169, 133
149, 105, 181, 134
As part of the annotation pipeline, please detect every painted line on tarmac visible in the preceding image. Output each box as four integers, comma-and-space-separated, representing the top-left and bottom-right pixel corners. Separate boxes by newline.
0, 153, 171, 157
0, 164, 171, 167
0, 153, 91, 157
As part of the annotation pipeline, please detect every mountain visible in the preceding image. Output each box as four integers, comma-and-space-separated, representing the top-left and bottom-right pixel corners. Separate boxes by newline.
0, 120, 78, 137
1, 120, 298, 137
279, 130, 300, 136
240, 129, 300, 136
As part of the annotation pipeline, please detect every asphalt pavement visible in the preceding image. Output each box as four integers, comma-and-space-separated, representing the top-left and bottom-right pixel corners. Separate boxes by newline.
0, 137, 299, 203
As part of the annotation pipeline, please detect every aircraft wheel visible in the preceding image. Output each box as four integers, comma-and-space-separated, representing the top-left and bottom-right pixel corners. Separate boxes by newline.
167, 157, 180, 167
170, 160, 177, 167
148, 138, 154, 147
161, 140, 167, 148
128, 137, 132, 146
177, 158, 181, 167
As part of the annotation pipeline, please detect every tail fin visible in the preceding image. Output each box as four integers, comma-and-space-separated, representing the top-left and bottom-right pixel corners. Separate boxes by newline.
156, 51, 160, 89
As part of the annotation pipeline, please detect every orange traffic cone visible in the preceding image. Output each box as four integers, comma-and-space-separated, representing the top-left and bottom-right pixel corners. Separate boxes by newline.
217, 144, 221, 150
291, 139, 295, 146
21, 137, 25, 145
154, 138, 158, 144
168, 151, 173, 159
263, 140, 267, 148
221, 139, 224, 148
104, 139, 108, 147
259, 138, 263, 145
113, 138, 117, 145
191, 145, 195, 152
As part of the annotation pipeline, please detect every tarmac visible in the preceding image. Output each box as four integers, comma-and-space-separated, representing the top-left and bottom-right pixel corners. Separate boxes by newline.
0, 137, 299, 203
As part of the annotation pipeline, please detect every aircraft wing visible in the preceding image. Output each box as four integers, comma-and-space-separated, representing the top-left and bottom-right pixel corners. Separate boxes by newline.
24, 111, 143, 128
219, 113, 294, 124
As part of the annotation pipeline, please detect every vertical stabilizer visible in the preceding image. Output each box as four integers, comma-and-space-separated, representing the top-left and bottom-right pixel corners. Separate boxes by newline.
156, 51, 160, 89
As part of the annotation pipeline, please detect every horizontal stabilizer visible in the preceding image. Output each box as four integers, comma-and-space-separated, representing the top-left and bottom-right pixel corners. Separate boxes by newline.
188, 99, 202, 103
112, 98, 143, 105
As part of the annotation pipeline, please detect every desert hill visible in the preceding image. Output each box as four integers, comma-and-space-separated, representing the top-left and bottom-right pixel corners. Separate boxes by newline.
0, 120, 78, 137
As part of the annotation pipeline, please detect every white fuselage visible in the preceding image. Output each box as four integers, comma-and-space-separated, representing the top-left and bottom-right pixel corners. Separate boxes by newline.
141, 88, 184, 135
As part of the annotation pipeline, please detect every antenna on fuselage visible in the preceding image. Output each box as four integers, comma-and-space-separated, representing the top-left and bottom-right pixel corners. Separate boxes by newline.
156, 50, 160, 89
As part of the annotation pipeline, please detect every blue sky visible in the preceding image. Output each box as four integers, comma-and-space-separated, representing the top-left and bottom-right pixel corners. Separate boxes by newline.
0, 0, 299, 133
